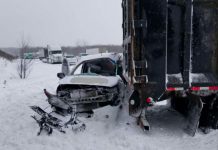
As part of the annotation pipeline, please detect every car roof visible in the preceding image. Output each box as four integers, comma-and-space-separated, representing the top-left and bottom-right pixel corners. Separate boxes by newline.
80, 53, 122, 62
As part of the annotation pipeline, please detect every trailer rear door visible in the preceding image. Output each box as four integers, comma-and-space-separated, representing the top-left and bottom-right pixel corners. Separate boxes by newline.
191, 0, 218, 87
167, 0, 218, 90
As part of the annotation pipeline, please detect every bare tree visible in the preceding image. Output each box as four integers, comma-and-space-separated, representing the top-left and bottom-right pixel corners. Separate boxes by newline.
17, 37, 33, 79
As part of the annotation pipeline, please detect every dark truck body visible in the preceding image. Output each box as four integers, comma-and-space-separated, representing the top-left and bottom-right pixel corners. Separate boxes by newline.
122, 0, 218, 135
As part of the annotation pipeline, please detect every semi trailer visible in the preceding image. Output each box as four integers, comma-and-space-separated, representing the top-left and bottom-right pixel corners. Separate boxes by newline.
38, 45, 63, 63
122, 0, 218, 136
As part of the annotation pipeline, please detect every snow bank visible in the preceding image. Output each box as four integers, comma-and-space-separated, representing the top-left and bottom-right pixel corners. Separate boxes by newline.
0, 60, 217, 150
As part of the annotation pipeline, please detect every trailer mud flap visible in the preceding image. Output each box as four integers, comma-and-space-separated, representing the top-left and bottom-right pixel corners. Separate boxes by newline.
185, 93, 203, 136
137, 109, 150, 131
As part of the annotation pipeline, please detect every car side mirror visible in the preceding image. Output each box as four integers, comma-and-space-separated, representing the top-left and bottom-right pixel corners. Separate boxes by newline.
57, 72, 65, 79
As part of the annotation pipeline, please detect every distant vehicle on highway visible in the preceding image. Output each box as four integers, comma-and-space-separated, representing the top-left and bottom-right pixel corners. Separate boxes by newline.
38, 45, 63, 64
79, 53, 88, 57
75, 53, 89, 63
64, 55, 77, 65
85, 48, 99, 55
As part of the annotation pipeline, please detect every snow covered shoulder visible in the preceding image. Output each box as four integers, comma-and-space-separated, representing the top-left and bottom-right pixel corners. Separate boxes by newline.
0, 58, 218, 150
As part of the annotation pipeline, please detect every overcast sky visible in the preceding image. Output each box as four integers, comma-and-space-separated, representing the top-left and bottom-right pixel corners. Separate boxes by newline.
0, 0, 122, 47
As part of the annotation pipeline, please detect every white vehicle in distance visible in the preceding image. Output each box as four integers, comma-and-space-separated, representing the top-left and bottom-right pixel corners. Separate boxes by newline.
47, 46, 63, 64
79, 53, 88, 57
75, 53, 89, 63
64, 53, 89, 66
64, 55, 77, 65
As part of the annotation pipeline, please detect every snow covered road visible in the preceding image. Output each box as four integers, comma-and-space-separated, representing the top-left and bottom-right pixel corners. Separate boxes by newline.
0, 59, 217, 150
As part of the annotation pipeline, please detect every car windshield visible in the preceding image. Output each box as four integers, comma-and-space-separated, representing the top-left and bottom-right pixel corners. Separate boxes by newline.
51, 51, 62, 54
72, 58, 116, 76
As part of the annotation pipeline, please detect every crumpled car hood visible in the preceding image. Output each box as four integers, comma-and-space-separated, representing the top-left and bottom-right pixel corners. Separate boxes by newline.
59, 75, 120, 87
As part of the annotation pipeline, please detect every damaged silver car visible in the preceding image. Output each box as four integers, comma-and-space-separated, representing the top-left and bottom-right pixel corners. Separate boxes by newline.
31, 53, 125, 135
56, 53, 125, 112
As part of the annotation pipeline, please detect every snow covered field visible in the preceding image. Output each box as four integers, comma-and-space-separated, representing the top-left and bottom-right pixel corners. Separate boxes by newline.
0, 58, 217, 150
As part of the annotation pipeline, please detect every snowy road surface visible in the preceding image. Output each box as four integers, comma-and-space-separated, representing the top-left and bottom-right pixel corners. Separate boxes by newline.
0, 59, 218, 150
